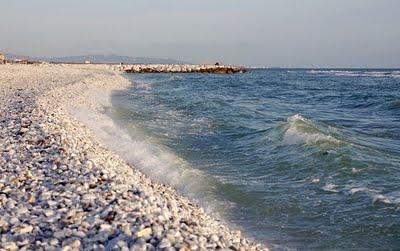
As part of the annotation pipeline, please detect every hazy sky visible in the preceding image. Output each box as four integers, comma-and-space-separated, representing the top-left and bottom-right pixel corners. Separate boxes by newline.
1, 0, 399, 67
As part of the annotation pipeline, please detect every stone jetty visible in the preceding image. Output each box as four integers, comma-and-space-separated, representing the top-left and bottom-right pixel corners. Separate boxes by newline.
0, 64, 266, 250
123, 64, 247, 74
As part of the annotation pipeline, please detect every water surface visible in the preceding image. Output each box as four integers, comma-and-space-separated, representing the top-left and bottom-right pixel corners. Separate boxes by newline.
109, 69, 400, 250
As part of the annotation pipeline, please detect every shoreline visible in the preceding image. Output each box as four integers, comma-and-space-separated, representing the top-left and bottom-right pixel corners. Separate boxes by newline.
0, 64, 267, 250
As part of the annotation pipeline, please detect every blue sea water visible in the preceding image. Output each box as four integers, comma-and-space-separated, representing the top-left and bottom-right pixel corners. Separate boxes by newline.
109, 69, 400, 250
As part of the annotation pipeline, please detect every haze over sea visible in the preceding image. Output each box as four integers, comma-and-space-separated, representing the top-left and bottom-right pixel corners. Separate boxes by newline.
107, 69, 400, 250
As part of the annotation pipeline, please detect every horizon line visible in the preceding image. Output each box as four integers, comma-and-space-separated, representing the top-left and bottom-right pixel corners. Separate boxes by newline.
2, 51, 399, 69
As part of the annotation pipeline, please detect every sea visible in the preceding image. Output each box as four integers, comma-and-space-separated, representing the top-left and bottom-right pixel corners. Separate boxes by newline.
106, 69, 400, 250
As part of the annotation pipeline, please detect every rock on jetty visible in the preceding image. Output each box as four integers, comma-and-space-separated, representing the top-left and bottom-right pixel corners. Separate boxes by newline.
0, 64, 266, 250
123, 64, 247, 74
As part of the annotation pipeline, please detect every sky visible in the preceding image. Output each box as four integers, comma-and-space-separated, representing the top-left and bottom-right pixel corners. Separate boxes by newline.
1, 0, 399, 67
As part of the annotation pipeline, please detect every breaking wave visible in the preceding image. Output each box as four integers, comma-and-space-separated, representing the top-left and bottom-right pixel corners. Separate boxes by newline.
322, 183, 339, 193
283, 114, 341, 146
322, 183, 400, 208
372, 192, 400, 206
69, 105, 231, 215
308, 70, 400, 78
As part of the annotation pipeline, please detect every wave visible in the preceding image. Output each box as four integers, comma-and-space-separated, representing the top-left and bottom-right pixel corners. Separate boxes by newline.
350, 186, 400, 207
389, 100, 400, 110
344, 184, 380, 196
135, 82, 153, 90
70, 98, 258, 220
131, 75, 184, 88
282, 114, 341, 146
168, 75, 185, 81
322, 182, 400, 207
372, 192, 400, 206
308, 70, 400, 78
322, 183, 339, 193
70, 106, 222, 206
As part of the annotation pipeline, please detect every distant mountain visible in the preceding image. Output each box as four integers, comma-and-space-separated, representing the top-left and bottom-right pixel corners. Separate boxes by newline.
4, 53, 34, 60
4, 53, 191, 64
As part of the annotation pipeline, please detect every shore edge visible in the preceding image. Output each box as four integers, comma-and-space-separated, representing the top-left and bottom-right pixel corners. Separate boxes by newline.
0, 64, 267, 250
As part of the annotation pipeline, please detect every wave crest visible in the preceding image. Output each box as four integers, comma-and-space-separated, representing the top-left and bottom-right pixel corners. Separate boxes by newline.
372, 192, 400, 206
283, 114, 341, 145
308, 70, 400, 78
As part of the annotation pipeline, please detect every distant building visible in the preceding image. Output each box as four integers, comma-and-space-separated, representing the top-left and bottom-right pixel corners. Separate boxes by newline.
84, 60, 91, 64
14, 59, 28, 64
0, 53, 6, 64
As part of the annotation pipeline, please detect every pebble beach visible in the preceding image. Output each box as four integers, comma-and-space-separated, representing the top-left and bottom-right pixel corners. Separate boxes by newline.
0, 64, 267, 251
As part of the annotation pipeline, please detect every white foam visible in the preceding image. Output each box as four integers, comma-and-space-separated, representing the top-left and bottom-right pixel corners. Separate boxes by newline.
341, 184, 400, 207
283, 127, 336, 145
346, 185, 380, 196
308, 70, 400, 78
168, 75, 184, 81
68, 84, 248, 223
311, 178, 320, 183
322, 183, 339, 193
372, 192, 400, 205
321, 182, 399, 203
71, 105, 209, 195
283, 114, 340, 145
135, 82, 152, 90
372, 195, 392, 204
308, 70, 353, 75
391, 71, 400, 78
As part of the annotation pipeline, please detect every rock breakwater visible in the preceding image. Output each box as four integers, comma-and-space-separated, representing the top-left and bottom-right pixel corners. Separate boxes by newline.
123, 64, 247, 74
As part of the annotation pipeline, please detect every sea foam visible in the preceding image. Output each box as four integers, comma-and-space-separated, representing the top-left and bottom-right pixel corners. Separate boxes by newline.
322, 183, 339, 193
72, 106, 205, 194
69, 103, 233, 217
308, 70, 400, 78
372, 192, 400, 206
283, 114, 340, 146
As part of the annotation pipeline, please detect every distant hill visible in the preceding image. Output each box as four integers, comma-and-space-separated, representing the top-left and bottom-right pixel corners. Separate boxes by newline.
4, 53, 191, 65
